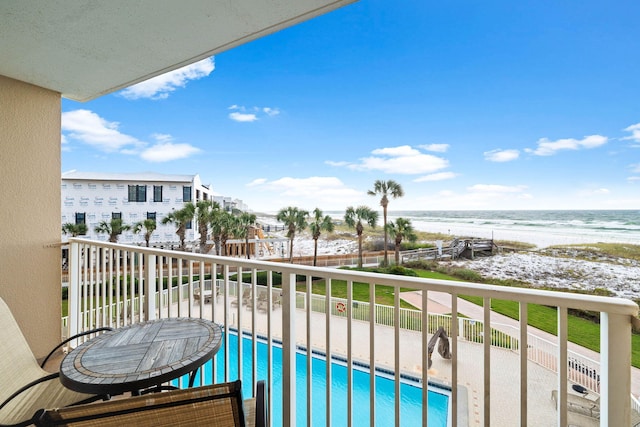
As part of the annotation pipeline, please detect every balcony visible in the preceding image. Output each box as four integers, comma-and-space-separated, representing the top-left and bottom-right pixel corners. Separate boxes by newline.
64, 238, 638, 426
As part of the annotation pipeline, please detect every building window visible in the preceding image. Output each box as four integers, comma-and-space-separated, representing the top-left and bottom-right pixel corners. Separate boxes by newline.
196, 189, 200, 200
185, 220, 192, 230
128, 185, 147, 202
183, 186, 192, 202
112, 212, 122, 220
153, 185, 163, 202
75, 212, 86, 225
147, 212, 156, 220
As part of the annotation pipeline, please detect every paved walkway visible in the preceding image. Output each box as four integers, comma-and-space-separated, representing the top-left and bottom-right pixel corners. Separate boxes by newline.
400, 290, 640, 398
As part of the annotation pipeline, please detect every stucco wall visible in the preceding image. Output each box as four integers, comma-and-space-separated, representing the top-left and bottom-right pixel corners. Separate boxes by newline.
0, 75, 61, 358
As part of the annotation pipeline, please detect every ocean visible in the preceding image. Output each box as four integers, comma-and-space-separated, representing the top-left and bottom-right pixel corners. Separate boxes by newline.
329, 210, 640, 248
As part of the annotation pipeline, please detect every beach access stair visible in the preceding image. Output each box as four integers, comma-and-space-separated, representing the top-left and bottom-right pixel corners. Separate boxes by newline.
401, 238, 496, 263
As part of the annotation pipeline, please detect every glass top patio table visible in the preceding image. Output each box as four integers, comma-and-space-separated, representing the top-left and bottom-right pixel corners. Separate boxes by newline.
60, 318, 222, 395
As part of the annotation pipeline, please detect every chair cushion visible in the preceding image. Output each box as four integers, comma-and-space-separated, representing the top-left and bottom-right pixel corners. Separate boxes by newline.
36, 381, 247, 427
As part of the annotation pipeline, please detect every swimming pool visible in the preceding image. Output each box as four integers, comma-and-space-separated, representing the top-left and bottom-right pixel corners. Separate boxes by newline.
180, 333, 450, 426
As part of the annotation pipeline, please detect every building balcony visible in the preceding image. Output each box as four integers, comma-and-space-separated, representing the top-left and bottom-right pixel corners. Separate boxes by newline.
64, 238, 638, 426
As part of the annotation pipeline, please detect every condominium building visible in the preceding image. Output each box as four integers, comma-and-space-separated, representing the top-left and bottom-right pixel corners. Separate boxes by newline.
61, 171, 214, 246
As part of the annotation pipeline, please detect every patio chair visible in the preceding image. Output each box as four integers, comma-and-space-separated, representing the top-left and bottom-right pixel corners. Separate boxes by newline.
231, 288, 251, 308
256, 290, 279, 312
34, 380, 267, 427
0, 297, 110, 427
551, 389, 600, 419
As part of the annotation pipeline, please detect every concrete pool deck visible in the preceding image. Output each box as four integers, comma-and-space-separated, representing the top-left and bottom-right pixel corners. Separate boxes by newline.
179, 291, 602, 427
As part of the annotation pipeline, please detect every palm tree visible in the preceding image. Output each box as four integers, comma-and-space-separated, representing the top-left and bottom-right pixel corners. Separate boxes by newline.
368, 179, 404, 266
308, 208, 334, 266
62, 222, 88, 237
344, 205, 378, 268
195, 200, 216, 253
94, 218, 131, 243
132, 219, 157, 247
218, 212, 239, 256
276, 206, 309, 263
236, 211, 257, 259
387, 217, 417, 265
161, 202, 195, 250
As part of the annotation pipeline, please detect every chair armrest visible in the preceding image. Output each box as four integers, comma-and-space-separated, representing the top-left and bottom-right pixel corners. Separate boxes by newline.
0, 373, 59, 414
40, 327, 114, 369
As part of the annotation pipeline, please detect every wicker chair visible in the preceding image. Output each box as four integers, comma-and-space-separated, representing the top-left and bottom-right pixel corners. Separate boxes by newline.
34, 380, 267, 427
0, 297, 110, 427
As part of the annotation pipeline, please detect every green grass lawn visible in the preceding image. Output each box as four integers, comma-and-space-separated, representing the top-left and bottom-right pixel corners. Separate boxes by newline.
459, 295, 640, 368
295, 280, 418, 309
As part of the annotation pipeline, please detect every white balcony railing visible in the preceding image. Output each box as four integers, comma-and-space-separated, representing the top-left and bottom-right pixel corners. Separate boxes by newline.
66, 238, 638, 427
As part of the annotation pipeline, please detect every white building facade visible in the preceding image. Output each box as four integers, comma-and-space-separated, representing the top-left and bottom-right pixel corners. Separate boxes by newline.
61, 171, 214, 247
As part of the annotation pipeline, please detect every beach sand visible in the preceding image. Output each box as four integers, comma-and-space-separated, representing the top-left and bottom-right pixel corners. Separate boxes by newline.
257, 215, 640, 299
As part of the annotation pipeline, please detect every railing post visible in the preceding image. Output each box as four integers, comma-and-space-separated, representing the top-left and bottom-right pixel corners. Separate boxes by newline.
600, 312, 631, 426
68, 241, 81, 342
282, 272, 297, 427
144, 253, 157, 321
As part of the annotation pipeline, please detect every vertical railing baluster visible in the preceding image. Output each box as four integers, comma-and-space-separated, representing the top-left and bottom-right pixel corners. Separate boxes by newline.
100, 248, 106, 326
144, 252, 156, 321
223, 265, 230, 383
68, 241, 80, 342
557, 307, 568, 426
369, 282, 376, 427
237, 267, 243, 385
347, 279, 353, 427
251, 268, 257, 392
325, 277, 332, 427
306, 274, 313, 427
283, 271, 297, 427
394, 284, 401, 427
422, 290, 429, 427
451, 294, 458, 427
601, 312, 632, 426
267, 270, 274, 427
520, 302, 528, 426
483, 297, 491, 426
115, 249, 121, 327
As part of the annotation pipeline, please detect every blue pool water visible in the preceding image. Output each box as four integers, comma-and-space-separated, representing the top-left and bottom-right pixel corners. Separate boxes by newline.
179, 333, 449, 426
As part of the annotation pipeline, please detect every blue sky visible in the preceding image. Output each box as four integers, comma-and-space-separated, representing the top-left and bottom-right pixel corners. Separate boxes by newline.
61, 0, 640, 213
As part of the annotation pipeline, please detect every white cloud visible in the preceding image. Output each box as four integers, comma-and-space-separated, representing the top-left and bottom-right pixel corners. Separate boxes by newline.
622, 122, 640, 145
263, 107, 280, 117
339, 145, 448, 174
628, 176, 640, 182
413, 172, 458, 182
325, 160, 350, 167
246, 176, 363, 209
119, 57, 214, 100
228, 105, 280, 122
62, 109, 142, 152
247, 178, 267, 187
630, 163, 640, 173
418, 144, 449, 153
229, 112, 258, 122
484, 149, 520, 162
371, 145, 420, 157
525, 135, 608, 156
140, 141, 201, 162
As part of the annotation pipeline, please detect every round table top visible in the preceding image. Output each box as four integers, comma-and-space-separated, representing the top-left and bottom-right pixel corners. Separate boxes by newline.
60, 318, 222, 395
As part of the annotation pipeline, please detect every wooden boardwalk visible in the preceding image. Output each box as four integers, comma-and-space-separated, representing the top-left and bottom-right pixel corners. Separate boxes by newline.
401, 238, 497, 263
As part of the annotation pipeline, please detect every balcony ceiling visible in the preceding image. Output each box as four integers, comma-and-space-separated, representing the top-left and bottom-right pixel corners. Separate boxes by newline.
0, 0, 355, 102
